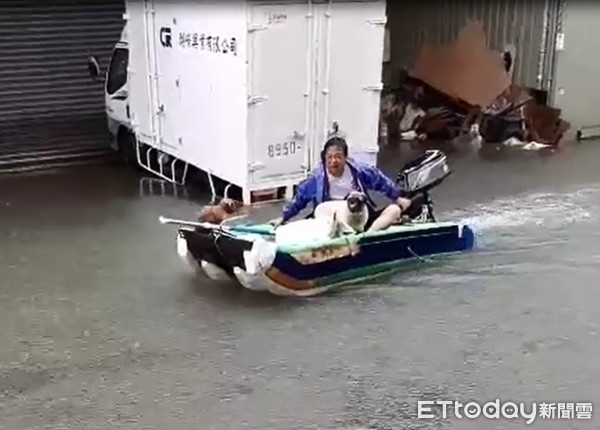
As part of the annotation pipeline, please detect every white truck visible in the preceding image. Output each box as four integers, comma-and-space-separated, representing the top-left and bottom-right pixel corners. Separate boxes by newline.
89, 0, 387, 204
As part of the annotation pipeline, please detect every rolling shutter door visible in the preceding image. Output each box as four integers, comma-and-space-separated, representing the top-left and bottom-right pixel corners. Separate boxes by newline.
0, 0, 125, 171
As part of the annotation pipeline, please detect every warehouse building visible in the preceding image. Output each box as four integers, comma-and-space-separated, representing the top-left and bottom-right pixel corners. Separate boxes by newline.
0, 0, 596, 174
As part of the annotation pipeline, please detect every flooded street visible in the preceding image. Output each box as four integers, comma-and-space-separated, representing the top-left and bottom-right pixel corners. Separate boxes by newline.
1, 142, 600, 429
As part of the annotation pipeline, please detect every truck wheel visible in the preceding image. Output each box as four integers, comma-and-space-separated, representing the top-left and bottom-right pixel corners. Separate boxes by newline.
117, 128, 137, 166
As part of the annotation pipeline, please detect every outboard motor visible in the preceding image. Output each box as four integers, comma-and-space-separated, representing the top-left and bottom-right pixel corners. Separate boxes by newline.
396, 149, 452, 222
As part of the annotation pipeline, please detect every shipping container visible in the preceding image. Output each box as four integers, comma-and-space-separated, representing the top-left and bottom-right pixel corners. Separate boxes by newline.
550, 2, 600, 134
118, 0, 387, 203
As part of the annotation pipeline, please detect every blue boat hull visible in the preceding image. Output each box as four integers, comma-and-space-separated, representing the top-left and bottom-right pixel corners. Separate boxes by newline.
177, 221, 475, 296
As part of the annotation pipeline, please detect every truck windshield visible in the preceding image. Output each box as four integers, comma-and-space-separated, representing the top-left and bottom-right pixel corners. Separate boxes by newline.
106, 48, 128, 95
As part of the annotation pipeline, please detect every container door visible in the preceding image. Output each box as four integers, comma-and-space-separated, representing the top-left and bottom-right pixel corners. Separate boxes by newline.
127, 0, 159, 147
314, 0, 387, 167
247, 2, 311, 184
152, 4, 181, 156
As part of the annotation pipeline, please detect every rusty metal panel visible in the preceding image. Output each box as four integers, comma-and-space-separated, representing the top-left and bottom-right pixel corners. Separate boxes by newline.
386, 0, 559, 91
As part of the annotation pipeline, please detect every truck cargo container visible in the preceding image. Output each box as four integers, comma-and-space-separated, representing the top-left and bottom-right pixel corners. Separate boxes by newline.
89, 0, 387, 203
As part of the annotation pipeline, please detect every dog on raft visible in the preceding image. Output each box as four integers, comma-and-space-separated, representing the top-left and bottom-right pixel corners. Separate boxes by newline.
197, 197, 246, 224
314, 190, 370, 236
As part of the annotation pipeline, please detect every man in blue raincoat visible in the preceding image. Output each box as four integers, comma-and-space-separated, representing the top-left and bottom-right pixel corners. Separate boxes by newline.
269, 136, 412, 232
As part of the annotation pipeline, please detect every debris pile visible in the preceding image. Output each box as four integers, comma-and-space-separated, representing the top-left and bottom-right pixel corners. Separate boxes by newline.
380, 21, 572, 152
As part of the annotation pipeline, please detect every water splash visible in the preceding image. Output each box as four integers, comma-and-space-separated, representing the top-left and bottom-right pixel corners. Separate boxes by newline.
446, 186, 598, 233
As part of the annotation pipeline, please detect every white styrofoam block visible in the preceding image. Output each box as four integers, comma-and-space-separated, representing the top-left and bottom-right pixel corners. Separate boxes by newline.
275, 218, 335, 248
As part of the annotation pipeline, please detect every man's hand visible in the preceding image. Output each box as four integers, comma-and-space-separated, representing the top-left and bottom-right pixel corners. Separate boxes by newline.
395, 197, 412, 212
268, 217, 284, 228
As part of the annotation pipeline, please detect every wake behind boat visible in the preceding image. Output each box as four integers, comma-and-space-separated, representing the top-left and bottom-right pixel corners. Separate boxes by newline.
161, 150, 476, 296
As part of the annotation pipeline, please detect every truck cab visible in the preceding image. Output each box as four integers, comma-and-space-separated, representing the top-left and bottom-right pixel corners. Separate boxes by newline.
104, 26, 132, 154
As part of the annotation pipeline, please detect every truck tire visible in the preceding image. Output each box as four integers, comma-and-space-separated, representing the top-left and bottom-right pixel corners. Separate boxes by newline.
117, 128, 137, 166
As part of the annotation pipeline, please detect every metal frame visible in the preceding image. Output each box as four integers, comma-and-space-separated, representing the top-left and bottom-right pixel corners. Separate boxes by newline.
544, 0, 566, 107
135, 138, 189, 185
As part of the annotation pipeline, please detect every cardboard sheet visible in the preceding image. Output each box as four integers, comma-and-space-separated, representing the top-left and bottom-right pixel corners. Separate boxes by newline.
409, 21, 512, 108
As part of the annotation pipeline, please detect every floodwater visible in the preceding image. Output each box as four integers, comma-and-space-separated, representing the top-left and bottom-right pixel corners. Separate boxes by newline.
1, 142, 600, 430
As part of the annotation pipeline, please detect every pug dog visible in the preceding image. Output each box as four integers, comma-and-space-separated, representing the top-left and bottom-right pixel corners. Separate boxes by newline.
314, 190, 370, 236
342, 190, 370, 233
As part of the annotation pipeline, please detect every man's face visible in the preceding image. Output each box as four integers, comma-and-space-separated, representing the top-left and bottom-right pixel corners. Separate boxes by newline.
325, 145, 346, 177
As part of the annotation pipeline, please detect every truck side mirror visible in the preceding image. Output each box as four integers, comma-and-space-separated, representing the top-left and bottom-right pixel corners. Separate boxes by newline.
87, 55, 101, 82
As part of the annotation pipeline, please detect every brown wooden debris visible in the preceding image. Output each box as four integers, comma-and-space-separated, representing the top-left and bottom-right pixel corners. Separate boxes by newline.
379, 21, 570, 151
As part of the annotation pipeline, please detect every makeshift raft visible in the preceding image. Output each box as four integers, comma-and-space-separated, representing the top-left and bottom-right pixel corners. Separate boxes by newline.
162, 150, 476, 296
165, 218, 474, 296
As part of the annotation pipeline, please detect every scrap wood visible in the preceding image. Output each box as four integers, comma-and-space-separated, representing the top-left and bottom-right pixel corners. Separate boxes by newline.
479, 114, 525, 143
399, 72, 473, 115
523, 103, 571, 146
408, 21, 511, 108
416, 111, 465, 140
505, 84, 532, 104
485, 84, 533, 116
389, 35, 570, 151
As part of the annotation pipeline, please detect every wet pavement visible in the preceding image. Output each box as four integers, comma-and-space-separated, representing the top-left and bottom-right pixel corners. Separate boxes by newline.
1, 142, 600, 429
